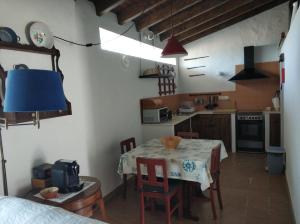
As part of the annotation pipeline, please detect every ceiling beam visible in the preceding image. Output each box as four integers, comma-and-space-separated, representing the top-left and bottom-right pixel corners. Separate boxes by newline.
176, 0, 276, 41
135, 0, 201, 31
180, 0, 289, 45
149, 0, 226, 35
115, 0, 167, 25
88, 0, 125, 16
159, 0, 252, 41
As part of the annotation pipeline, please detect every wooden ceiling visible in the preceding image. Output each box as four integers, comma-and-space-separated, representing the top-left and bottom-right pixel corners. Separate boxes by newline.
88, 0, 288, 45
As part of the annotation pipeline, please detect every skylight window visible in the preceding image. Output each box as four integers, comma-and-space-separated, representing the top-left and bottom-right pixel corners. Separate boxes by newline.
99, 28, 176, 65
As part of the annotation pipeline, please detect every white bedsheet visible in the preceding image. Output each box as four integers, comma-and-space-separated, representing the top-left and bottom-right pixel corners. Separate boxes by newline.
0, 196, 107, 224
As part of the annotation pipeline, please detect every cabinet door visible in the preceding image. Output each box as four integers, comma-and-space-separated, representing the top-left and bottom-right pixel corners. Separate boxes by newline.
214, 114, 231, 152
192, 114, 231, 152
270, 114, 281, 146
174, 118, 191, 135
192, 115, 214, 139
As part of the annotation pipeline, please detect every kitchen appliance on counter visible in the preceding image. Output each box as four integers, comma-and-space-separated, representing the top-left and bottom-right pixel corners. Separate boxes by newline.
178, 101, 195, 114
236, 112, 265, 153
33, 163, 52, 179
51, 160, 83, 193
142, 107, 169, 123
205, 95, 218, 110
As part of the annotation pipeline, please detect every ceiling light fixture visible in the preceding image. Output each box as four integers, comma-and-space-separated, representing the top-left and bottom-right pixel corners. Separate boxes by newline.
161, 0, 188, 58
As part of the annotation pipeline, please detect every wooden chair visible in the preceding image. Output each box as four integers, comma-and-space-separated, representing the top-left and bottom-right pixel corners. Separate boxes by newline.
209, 144, 223, 219
136, 157, 183, 224
176, 131, 199, 139
120, 137, 136, 198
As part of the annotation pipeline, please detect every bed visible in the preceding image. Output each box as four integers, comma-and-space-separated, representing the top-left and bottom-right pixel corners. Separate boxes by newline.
0, 196, 108, 224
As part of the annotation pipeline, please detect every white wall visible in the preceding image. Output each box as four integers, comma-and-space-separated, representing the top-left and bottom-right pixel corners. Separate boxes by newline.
0, 0, 168, 195
178, 3, 289, 93
282, 9, 300, 223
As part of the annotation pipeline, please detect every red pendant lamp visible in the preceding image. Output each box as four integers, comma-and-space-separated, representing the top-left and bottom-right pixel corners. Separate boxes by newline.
161, 36, 188, 58
161, 0, 188, 58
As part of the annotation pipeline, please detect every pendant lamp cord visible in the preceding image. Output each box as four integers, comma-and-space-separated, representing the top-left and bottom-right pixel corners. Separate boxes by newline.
53, 22, 135, 47
53, 2, 151, 48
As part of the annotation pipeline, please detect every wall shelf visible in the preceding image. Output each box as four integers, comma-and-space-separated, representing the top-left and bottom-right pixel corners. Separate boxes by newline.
0, 41, 58, 55
184, 56, 209, 61
139, 75, 173, 79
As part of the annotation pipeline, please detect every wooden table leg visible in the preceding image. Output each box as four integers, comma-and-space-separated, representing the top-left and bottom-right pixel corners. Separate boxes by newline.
96, 196, 108, 222
182, 181, 199, 221
194, 184, 210, 200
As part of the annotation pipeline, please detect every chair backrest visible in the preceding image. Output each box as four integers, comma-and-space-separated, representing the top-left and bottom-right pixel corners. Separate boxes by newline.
120, 137, 136, 154
210, 144, 221, 180
136, 157, 169, 193
177, 131, 199, 139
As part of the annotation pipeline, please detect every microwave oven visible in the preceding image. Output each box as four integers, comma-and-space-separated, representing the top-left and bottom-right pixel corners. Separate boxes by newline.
142, 107, 169, 123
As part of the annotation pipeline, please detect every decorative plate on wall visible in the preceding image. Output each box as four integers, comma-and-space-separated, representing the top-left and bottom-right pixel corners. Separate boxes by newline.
13, 64, 29, 70
0, 27, 19, 43
122, 55, 130, 69
26, 22, 54, 49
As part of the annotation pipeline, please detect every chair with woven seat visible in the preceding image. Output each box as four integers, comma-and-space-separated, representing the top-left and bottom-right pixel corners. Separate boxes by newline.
120, 137, 136, 199
176, 131, 199, 139
136, 157, 183, 224
209, 144, 223, 219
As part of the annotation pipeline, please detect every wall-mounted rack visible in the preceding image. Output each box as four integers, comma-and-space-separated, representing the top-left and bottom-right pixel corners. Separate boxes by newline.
187, 66, 206, 70
0, 41, 72, 124
184, 56, 209, 61
158, 77, 176, 96
139, 64, 176, 96
189, 74, 205, 77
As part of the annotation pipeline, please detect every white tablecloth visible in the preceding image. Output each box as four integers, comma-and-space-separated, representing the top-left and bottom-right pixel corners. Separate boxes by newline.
118, 138, 228, 190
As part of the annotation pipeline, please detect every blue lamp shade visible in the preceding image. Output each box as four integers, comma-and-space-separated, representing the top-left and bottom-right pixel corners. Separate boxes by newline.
4, 69, 67, 112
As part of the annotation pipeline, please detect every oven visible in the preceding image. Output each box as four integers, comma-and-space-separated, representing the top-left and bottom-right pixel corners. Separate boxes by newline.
236, 112, 265, 153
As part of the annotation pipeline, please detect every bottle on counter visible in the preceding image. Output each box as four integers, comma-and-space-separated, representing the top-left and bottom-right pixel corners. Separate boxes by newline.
272, 90, 280, 111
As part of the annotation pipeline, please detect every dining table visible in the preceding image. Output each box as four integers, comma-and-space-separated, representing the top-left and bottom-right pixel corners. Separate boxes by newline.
117, 138, 228, 220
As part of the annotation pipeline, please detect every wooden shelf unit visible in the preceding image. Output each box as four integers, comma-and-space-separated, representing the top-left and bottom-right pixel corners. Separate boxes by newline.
0, 42, 58, 55
0, 41, 72, 124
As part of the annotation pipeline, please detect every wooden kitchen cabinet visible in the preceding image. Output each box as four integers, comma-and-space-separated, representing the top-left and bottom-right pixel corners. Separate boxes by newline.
174, 118, 191, 135
269, 113, 281, 146
192, 115, 213, 139
216, 114, 232, 152
191, 114, 231, 152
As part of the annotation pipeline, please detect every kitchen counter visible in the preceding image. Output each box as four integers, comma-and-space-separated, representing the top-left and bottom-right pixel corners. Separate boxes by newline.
142, 108, 281, 154
263, 110, 281, 114
142, 109, 237, 152
142, 109, 237, 126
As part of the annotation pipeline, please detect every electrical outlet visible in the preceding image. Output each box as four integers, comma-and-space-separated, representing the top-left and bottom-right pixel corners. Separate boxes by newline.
218, 95, 230, 101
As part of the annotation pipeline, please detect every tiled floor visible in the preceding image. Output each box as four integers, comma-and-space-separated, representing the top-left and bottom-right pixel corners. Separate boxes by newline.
95, 153, 294, 224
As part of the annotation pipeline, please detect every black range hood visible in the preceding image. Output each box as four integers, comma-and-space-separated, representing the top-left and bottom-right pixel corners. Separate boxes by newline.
229, 46, 268, 81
